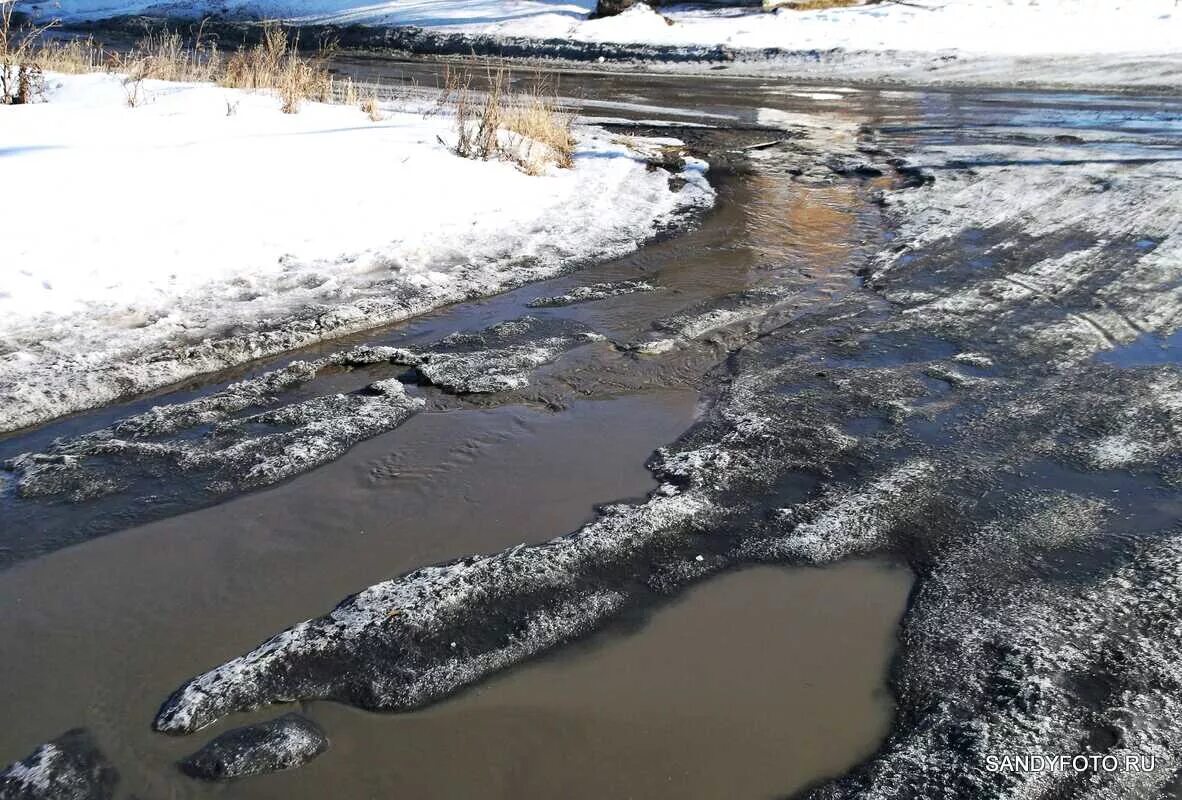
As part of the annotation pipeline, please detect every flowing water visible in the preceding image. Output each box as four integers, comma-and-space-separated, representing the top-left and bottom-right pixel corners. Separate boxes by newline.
2, 59, 1181, 800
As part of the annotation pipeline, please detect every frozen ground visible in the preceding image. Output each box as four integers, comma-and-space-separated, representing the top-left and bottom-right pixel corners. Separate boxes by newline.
18, 0, 1182, 88
0, 72, 712, 433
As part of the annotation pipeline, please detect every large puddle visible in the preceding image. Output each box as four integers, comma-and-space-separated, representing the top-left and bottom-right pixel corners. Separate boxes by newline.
266, 562, 909, 800
0, 392, 698, 790
0, 392, 909, 798
0, 63, 908, 797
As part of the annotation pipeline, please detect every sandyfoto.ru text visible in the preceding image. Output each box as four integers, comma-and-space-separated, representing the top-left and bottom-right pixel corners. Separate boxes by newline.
986, 754, 1160, 774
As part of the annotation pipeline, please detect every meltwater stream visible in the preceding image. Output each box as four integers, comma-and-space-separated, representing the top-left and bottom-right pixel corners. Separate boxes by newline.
2, 66, 1181, 800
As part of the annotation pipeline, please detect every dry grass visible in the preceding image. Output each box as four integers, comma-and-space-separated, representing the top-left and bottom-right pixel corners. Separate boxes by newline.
26, 35, 102, 75
123, 72, 143, 107
502, 92, 575, 171
3, 13, 333, 112
443, 65, 575, 175
1, 1, 54, 103
217, 27, 331, 113
443, 64, 502, 162
360, 89, 382, 122
111, 30, 220, 83
339, 75, 358, 106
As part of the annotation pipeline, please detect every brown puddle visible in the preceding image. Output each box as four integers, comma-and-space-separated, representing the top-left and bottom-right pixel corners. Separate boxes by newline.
0, 388, 911, 800
0, 392, 698, 796
0, 68, 909, 799
219, 561, 910, 800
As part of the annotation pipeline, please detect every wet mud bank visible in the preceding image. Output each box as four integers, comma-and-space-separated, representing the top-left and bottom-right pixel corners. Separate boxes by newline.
3, 74, 1182, 800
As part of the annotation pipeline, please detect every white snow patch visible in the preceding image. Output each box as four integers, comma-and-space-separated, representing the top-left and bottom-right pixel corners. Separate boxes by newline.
1090, 435, 1152, 470
0, 72, 713, 431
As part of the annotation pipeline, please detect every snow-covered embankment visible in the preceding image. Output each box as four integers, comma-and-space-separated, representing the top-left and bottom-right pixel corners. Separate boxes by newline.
0, 72, 713, 433
19, 0, 1182, 89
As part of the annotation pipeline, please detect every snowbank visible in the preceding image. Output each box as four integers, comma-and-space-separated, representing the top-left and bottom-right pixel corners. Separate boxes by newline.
20, 0, 1182, 60
583, 1, 1182, 58
0, 72, 712, 433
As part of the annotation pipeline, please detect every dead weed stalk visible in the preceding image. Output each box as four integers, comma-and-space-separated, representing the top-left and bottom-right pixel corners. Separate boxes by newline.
443, 65, 574, 175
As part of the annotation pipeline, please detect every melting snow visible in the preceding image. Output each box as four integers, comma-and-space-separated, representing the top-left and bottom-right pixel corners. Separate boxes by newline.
0, 71, 713, 432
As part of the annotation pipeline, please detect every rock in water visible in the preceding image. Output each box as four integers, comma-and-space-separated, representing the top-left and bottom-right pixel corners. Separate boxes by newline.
178, 713, 328, 781
0, 729, 117, 800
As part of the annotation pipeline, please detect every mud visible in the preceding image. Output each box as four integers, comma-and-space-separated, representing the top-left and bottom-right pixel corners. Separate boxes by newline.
2, 72, 1181, 800
282, 561, 910, 800
144, 86, 1182, 800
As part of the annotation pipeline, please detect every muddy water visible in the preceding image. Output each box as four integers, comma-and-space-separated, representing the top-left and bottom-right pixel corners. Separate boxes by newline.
266, 562, 909, 800
0, 393, 697, 792
0, 395, 908, 800
0, 65, 915, 796
12, 65, 1170, 800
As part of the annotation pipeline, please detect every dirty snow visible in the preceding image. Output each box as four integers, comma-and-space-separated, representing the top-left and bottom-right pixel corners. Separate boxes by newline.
0, 71, 712, 433
0, 729, 118, 799
873, 143, 1182, 364
17, 0, 1182, 89
179, 713, 328, 780
21, 0, 1182, 60
153, 488, 713, 733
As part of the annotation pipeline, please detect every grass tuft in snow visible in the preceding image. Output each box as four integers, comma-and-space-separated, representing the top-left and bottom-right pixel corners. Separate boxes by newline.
360, 88, 382, 121
112, 29, 220, 83
3, 15, 334, 112
219, 26, 331, 113
443, 65, 574, 176
0, 1, 52, 103
502, 87, 575, 171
